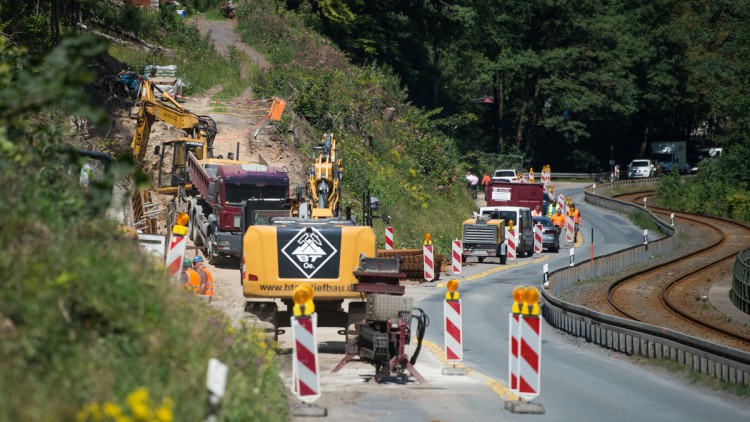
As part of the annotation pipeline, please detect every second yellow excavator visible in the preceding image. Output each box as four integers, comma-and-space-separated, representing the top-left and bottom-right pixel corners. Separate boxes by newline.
127, 72, 229, 195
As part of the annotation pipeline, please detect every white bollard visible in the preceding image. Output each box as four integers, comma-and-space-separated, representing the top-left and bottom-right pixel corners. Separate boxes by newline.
569, 247, 575, 267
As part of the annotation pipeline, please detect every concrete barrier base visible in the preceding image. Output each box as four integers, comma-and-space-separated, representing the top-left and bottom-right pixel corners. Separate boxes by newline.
290, 402, 327, 417
505, 400, 545, 414
441, 366, 467, 376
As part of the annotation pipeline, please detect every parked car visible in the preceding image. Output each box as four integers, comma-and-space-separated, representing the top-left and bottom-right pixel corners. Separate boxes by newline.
626, 159, 655, 178
491, 169, 520, 182
532, 216, 560, 253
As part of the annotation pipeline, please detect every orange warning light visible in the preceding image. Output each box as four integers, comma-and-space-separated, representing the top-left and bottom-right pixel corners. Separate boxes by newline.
293, 284, 313, 305
522, 287, 540, 316
512, 286, 526, 314
445, 279, 460, 300
292, 284, 315, 317
176, 212, 189, 227
424, 233, 432, 245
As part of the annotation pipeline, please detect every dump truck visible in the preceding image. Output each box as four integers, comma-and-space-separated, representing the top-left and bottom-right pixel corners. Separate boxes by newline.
186, 151, 290, 264
486, 181, 544, 210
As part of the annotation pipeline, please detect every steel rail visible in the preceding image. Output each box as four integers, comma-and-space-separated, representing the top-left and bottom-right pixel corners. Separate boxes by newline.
605, 191, 750, 347
540, 180, 750, 386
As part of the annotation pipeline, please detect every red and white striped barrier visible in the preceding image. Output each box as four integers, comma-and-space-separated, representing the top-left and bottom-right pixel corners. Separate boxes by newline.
444, 298, 463, 362
557, 194, 564, 212
292, 313, 320, 403
506, 228, 517, 261
509, 313, 520, 393
423, 244, 434, 281
533, 224, 543, 254
166, 233, 187, 281
452, 239, 462, 275
385, 226, 394, 250
565, 213, 575, 243
518, 315, 542, 400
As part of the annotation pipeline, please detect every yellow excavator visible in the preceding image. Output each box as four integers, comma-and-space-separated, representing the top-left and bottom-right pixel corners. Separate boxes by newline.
242, 133, 402, 340
127, 72, 234, 196
291, 133, 343, 219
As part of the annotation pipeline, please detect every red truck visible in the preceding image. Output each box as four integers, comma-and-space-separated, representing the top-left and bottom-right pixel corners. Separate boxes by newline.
186, 151, 290, 264
486, 181, 544, 210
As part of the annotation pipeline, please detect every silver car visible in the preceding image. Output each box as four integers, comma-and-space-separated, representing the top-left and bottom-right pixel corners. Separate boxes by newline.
532, 216, 560, 253
626, 159, 655, 178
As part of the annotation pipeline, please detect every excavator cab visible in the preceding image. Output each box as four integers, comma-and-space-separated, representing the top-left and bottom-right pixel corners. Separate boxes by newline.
155, 139, 206, 194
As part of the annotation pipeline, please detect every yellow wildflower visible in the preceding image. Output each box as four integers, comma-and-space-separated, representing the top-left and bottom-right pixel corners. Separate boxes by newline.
76, 403, 102, 422
409, 168, 416, 177
154, 398, 174, 422
126, 388, 151, 421
102, 402, 122, 418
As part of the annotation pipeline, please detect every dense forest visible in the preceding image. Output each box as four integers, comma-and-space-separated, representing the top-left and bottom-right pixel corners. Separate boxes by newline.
279, 0, 750, 172
4, 0, 750, 170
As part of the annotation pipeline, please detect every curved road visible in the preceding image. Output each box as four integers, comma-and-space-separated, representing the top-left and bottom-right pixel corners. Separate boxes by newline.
289, 183, 750, 421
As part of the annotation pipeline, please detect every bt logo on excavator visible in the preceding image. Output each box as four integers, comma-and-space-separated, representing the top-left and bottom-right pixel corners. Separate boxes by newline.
280, 227, 339, 278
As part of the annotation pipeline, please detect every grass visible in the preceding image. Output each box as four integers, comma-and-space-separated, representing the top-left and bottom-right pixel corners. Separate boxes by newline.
640, 358, 750, 398
602, 182, 660, 197
628, 210, 661, 233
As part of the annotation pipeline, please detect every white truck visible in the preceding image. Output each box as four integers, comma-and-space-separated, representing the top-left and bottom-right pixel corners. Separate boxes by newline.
649, 141, 688, 174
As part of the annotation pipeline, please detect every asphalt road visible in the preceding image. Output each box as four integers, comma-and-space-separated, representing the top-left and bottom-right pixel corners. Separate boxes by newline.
280, 183, 750, 421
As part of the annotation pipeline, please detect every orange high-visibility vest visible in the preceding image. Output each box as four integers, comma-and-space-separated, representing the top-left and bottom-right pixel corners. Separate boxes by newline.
183, 268, 201, 293
551, 213, 565, 228
572, 209, 581, 224
198, 267, 214, 297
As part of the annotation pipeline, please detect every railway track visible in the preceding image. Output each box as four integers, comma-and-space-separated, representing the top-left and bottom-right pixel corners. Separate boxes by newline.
606, 191, 750, 352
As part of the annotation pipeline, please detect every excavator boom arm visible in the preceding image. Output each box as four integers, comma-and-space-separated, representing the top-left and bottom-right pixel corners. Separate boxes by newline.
129, 76, 215, 162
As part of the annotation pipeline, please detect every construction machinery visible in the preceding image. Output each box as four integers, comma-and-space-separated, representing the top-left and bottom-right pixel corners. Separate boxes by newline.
291, 133, 342, 219
186, 151, 290, 264
126, 71, 232, 196
241, 133, 427, 381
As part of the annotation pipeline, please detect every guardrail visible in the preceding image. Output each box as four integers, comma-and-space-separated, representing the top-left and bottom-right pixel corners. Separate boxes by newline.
541, 179, 750, 386
732, 249, 750, 314
551, 172, 610, 182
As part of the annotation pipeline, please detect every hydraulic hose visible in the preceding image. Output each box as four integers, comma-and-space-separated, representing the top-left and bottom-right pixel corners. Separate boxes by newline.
410, 307, 429, 365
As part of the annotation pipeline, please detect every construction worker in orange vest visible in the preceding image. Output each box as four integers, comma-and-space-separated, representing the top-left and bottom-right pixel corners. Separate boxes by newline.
182, 258, 201, 293
569, 204, 581, 240
551, 208, 565, 234
481, 172, 491, 199
193, 255, 214, 303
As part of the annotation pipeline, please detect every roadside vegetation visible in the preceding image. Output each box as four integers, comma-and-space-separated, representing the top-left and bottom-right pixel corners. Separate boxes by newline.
0, 35, 286, 422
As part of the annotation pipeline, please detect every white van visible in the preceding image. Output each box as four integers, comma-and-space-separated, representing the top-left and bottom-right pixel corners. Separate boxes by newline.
478, 206, 534, 257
